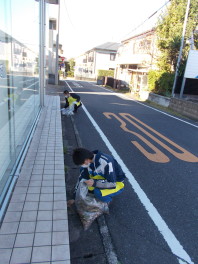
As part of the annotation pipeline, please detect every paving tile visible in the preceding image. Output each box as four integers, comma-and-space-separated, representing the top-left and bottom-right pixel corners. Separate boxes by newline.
37, 210, 53, 221
11, 193, 26, 202
31, 174, 43, 180
26, 193, 40, 202
41, 186, 54, 193
44, 169, 54, 174
39, 201, 53, 211
23, 201, 39, 211
45, 160, 55, 165
21, 210, 37, 221
33, 164, 45, 170
45, 157, 54, 162
34, 160, 45, 165
0, 248, 12, 264
7, 202, 24, 212
34, 232, 51, 246
31, 245, 51, 262
43, 174, 54, 181
35, 157, 45, 161
46, 152, 55, 157
40, 193, 53, 202
10, 247, 32, 264
55, 169, 64, 175
42, 180, 54, 187
54, 180, 65, 186
36, 153, 46, 157
53, 210, 68, 220
0, 222, 19, 234
32, 169, 44, 174
52, 244, 70, 261
0, 234, 16, 248
52, 231, 69, 245
54, 187, 66, 193
44, 164, 55, 170
27, 186, 41, 193
53, 220, 68, 232
13, 186, 28, 194
18, 221, 36, 233
53, 261, 70, 264
18, 174, 31, 180
16, 180, 29, 187
54, 201, 67, 210
29, 180, 42, 187
36, 221, 52, 232
54, 160, 63, 165
3, 211, 22, 222
54, 174, 65, 180
23, 160, 34, 166
14, 233, 34, 247
20, 168, 33, 175
54, 193, 66, 201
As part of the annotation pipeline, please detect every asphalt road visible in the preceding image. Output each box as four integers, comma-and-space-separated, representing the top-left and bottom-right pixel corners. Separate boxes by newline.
64, 79, 198, 264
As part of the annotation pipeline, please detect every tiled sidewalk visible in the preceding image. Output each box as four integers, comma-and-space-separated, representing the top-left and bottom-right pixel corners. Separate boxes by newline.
0, 96, 70, 264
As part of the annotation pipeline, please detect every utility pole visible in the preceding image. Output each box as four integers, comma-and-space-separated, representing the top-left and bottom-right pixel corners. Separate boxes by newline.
171, 0, 191, 97
39, 0, 45, 106
55, 0, 60, 85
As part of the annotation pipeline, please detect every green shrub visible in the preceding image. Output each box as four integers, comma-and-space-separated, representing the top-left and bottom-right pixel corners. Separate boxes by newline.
148, 70, 174, 96
67, 71, 74, 77
97, 70, 114, 78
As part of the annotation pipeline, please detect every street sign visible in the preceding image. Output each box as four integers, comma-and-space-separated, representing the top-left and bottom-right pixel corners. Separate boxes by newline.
184, 50, 198, 79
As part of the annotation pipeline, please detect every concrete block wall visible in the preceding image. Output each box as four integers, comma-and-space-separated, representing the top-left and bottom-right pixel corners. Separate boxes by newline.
148, 93, 170, 107
169, 98, 198, 121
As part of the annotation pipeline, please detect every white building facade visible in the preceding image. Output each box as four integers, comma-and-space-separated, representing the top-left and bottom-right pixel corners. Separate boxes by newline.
74, 42, 120, 80
115, 29, 158, 91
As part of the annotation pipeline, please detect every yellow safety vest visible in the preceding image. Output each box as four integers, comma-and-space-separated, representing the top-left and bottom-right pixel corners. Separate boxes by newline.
68, 96, 81, 106
88, 175, 124, 197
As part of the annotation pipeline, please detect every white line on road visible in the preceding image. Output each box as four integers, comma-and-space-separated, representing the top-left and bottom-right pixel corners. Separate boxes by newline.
66, 80, 194, 264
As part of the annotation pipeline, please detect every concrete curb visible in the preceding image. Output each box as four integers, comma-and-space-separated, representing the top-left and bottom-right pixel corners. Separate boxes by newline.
70, 116, 119, 264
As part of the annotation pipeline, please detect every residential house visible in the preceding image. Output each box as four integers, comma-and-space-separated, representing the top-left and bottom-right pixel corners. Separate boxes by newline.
115, 28, 158, 92
74, 42, 120, 80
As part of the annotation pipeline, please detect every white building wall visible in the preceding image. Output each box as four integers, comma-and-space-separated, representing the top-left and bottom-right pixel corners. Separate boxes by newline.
95, 52, 116, 77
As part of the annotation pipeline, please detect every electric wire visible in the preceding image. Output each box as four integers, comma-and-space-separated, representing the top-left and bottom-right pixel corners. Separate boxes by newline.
121, 0, 171, 40
62, 0, 76, 30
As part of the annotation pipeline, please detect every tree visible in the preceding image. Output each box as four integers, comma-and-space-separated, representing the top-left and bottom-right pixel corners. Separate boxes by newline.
156, 0, 198, 73
148, 0, 198, 96
65, 58, 75, 77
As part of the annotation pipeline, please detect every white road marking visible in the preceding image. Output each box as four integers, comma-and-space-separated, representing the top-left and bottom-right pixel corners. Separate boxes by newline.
23, 81, 39, 91
65, 80, 194, 264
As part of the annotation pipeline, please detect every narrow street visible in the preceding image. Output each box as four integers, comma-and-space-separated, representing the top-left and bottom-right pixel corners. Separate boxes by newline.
64, 79, 198, 264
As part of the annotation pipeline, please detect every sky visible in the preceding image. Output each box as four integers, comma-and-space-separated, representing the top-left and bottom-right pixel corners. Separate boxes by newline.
59, 0, 169, 59
0, 0, 169, 59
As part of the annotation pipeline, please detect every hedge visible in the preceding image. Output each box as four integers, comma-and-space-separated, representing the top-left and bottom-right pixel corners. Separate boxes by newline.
97, 70, 114, 79
148, 70, 175, 96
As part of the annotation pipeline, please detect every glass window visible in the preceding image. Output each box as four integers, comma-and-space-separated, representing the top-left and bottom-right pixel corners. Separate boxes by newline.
110, 53, 116, 61
0, 0, 40, 206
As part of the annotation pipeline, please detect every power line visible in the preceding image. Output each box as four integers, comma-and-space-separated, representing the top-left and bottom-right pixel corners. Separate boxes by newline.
62, 0, 76, 30
121, 0, 171, 40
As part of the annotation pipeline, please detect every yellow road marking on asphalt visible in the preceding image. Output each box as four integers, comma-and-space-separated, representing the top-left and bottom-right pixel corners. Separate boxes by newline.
104, 112, 198, 163
104, 112, 169, 163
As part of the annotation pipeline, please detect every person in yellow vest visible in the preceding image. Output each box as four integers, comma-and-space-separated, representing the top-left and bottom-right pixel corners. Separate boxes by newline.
63, 90, 82, 113
69, 148, 126, 204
